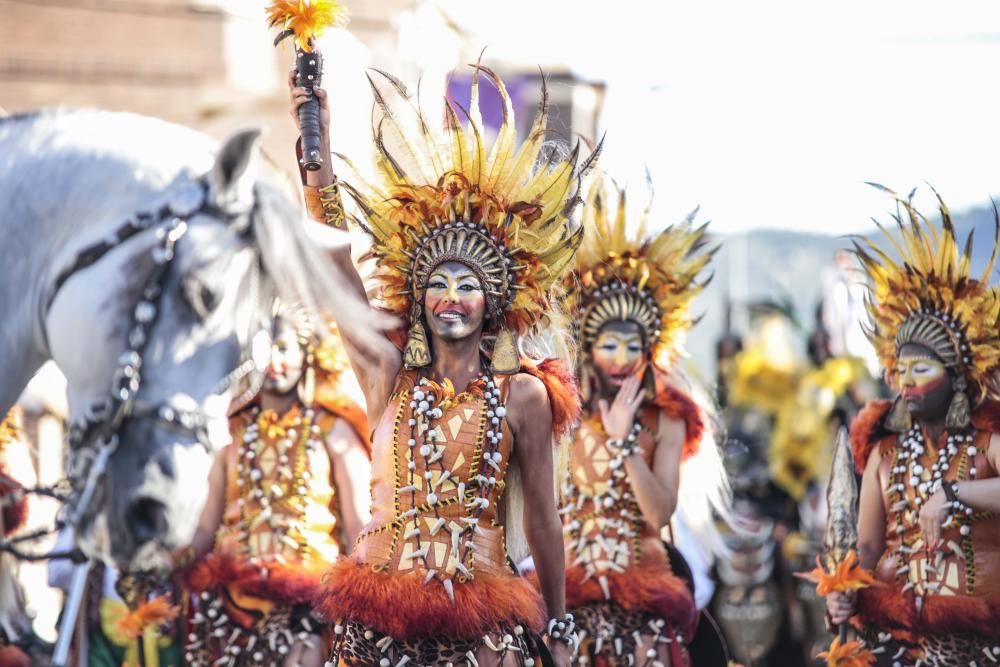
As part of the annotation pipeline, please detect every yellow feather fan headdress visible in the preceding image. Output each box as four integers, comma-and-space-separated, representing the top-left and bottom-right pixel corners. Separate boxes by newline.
854, 184, 1000, 408
565, 179, 717, 371
266, 0, 348, 52
336, 66, 601, 373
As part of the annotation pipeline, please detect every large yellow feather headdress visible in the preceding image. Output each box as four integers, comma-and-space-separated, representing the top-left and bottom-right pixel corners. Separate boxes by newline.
337, 66, 601, 374
566, 179, 717, 372
854, 184, 1000, 427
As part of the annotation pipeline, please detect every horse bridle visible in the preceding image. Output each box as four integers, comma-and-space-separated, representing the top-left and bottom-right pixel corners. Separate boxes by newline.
46, 176, 260, 527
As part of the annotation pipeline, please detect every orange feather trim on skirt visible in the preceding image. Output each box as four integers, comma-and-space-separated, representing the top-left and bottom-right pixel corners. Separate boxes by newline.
185, 546, 327, 608
563, 564, 699, 639
857, 586, 1000, 639
315, 558, 546, 641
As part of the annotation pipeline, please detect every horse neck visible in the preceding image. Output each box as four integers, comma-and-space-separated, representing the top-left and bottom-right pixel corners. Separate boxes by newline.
0, 110, 214, 417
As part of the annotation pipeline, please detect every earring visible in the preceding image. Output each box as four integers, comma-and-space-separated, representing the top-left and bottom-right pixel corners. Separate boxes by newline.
885, 395, 912, 432
403, 303, 431, 369
491, 327, 520, 374
945, 375, 972, 430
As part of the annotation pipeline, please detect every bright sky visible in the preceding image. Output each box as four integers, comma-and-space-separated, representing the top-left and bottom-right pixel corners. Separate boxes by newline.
441, 0, 1000, 234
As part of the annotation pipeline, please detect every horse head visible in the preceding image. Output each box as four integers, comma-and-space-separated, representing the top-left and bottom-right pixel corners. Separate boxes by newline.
44, 124, 381, 568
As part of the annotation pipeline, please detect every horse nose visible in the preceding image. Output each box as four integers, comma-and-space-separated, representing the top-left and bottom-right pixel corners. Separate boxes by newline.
126, 496, 169, 545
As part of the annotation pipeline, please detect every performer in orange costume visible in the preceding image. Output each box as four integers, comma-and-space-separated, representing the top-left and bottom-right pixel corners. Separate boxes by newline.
179, 302, 370, 667
558, 181, 730, 666
290, 64, 598, 666
826, 189, 1000, 665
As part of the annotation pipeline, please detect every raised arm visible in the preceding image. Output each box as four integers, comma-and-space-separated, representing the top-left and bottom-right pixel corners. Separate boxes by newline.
325, 418, 372, 549
288, 70, 402, 417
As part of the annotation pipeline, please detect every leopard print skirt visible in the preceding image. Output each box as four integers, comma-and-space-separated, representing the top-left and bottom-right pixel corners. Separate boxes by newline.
184, 587, 322, 666
572, 602, 689, 667
328, 618, 548, 667
921, 632, 1000, 666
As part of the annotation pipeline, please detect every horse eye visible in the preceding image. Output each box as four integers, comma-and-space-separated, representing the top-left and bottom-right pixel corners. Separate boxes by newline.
183, 277, 221, 318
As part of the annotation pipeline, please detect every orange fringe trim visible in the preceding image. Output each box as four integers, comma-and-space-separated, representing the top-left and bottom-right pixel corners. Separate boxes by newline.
971, 399, 1000, 433
521, 357, 580, 438
316, 558, 545, 641
857, 585, 1000, 638
115, 596, 180, 639
797, 551, 880, 597
650, 374, 704, 461
185, 546, 327, 607
849, 400, 893, 474
563, 565, 698, 639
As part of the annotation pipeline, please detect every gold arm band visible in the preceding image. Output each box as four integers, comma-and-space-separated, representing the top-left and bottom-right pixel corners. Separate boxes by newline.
303, 177, 347, 230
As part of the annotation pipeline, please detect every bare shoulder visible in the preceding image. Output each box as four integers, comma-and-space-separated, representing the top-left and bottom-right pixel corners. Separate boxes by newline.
656, 410, 686, 448
505, 372, 551, 432
987, 432, 1000, 471
506, 372, 549, 409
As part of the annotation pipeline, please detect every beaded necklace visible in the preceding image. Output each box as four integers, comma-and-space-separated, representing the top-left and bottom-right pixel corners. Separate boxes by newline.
402, 371, 507, 602
563, 415, 645, 592
888, 421, 979, 604
235, 404, 325, 561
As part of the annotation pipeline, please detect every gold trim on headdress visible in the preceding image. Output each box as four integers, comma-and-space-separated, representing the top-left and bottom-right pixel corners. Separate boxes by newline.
566, 178, 717, 370
336, 66, 600, 373
854, 184, 1000, 411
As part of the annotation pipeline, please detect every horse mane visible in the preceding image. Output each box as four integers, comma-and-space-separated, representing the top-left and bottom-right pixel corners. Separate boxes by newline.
1, 108, 378, 346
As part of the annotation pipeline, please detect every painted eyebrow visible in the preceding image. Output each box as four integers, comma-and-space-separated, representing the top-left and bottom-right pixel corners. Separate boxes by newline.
428, 271, 480, 283
598, 334, 643, 343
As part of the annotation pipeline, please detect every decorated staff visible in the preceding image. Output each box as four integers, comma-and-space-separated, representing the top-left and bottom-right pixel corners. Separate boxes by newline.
801, 430, 878, 666
266, 0, 347, 171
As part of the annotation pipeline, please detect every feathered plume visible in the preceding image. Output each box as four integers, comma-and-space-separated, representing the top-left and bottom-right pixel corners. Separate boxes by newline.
266, 0, 348, 52
854, 184, 1000, 400
567, 176, 717, 370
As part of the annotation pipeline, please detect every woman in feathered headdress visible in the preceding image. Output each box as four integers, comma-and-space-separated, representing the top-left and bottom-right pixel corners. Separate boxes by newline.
556, 179, 731, 666
826, 186, 1000, 665
176, 301, 371, 667
289, 60, 599, 665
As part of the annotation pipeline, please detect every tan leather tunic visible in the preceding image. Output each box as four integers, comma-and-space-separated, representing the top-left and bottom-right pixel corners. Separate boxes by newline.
563, 405, 668, 572
217, 405, 343, 567
355, 371, 515, 580
874, 427, 1000, 599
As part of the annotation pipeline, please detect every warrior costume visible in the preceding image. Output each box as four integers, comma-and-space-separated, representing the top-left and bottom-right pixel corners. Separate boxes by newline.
848, 190, 1000, 665
183, 335, 369, 666
304, 67, 596, 666
558, 183, 728, 666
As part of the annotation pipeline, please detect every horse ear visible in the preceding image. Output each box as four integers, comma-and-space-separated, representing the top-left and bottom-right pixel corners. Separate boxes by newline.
209, 127, 262, 212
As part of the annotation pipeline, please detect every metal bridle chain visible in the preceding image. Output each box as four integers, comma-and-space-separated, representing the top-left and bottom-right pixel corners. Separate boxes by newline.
57, 178, 252, 529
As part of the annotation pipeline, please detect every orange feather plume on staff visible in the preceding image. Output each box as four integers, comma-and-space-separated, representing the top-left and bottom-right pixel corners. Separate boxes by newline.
266, 0, 348, 52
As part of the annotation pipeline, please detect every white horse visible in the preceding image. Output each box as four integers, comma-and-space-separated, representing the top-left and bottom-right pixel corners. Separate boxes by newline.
0, 109, 381, 568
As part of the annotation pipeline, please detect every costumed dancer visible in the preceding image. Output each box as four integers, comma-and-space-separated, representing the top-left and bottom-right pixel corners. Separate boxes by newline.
826, 187, 1000, 665
176, 302, 370, 667
558, 181, 730, 665
290, 61, 599, 665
